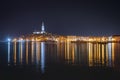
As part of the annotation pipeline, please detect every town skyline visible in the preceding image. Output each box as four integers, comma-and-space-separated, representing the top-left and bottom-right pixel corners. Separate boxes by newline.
0, 0, 120, 40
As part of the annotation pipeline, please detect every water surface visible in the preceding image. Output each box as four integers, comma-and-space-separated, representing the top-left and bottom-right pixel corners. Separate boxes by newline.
0, 41, 120, 80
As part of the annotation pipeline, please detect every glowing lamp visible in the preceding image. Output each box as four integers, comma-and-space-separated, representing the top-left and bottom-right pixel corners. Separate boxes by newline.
8, 38, 11, 42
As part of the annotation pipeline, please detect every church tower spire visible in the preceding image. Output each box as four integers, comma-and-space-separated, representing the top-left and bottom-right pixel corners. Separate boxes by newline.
41, 21, 45, 33
41, 21, 45, 32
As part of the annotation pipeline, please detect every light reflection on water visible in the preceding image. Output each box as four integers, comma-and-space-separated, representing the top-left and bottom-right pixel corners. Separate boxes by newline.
8, 41, 10, 64
8, 41, 120, 72
41, 42, 45, 73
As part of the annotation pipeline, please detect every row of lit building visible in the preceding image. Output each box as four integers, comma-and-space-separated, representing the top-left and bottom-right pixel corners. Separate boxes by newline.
12, 34, 120, 43
12, 22, 120, 43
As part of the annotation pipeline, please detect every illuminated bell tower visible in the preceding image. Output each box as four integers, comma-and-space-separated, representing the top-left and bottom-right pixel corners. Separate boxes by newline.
41, 22, 45, 33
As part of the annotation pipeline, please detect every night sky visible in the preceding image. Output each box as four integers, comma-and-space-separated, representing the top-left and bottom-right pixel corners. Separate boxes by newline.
0, 0, 120, 39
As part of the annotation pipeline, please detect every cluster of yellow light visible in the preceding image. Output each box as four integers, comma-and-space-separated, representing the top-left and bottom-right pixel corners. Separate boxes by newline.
112, 38, 115, 41
88, 43, 111, 66
11, 35, 120, 43
13, 41, 16, 64
89, 39, 93, 41
32, 38, 34, 41
11, 36, 117, 67
13, 38, 17, 42
26, 41, 28, 64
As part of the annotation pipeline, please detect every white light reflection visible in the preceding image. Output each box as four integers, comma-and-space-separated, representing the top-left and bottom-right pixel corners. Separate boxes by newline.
108, 43, 112, 67
8, 38, 11, 42
41, 42, 45, 73
18, 40, 23, 64
8, 41, 10, 65
20, 41, 23, 64
31, 41, 35, 63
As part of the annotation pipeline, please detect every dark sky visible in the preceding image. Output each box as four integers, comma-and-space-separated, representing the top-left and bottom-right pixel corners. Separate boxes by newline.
0, 0, 120, 39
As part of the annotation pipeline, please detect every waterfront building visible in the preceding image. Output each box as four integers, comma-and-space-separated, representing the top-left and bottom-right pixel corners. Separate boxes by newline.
12, 22, 120, 43
33, 22, 46, 34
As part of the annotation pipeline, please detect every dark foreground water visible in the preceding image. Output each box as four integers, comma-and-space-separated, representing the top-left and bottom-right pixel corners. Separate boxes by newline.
0, 41, 120, 80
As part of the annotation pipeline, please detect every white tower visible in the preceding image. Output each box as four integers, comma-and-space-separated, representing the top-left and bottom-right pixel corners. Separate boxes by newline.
41, 22, 45, 33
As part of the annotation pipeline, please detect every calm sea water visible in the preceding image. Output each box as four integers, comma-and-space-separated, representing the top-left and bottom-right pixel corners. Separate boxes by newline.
0, 41, 120, 80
